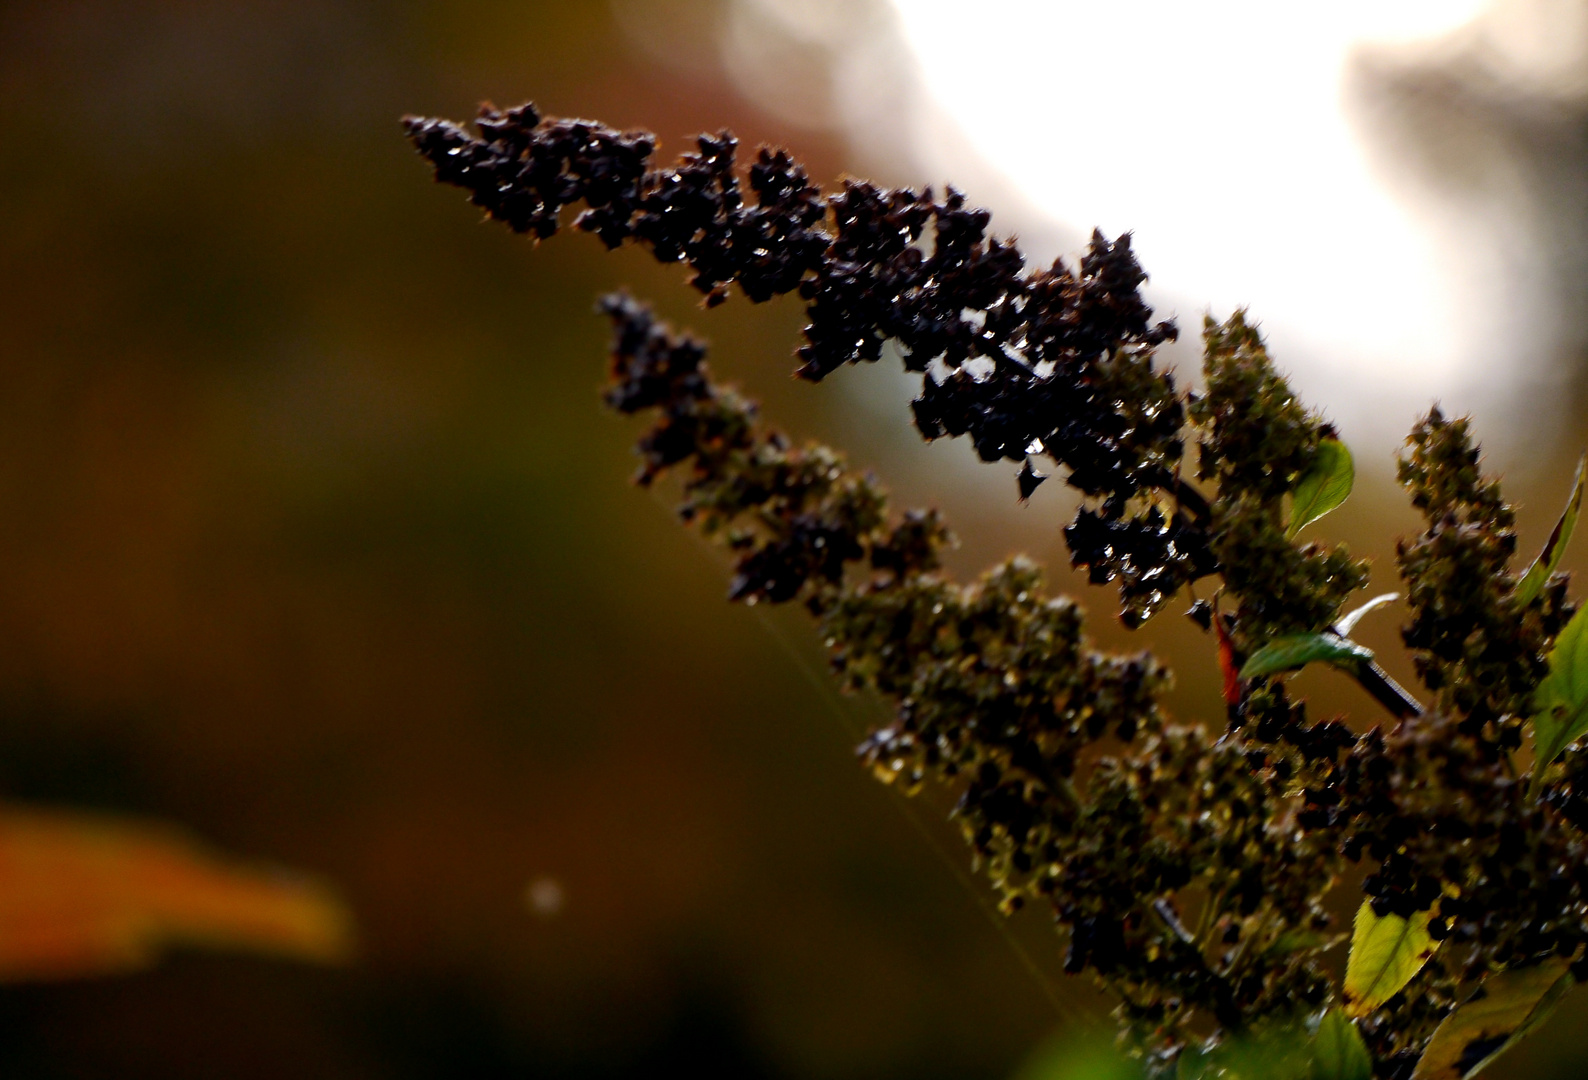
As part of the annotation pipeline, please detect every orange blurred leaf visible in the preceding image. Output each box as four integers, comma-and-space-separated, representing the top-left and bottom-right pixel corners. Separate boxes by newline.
0, 806, 353, 980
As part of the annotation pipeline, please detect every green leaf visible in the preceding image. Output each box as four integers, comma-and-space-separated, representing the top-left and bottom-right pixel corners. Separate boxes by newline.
1515, 453, 1586, 607
1179, 1027, 1312, 1080
1312, 1009, 1372, 1080
1410, 960, 1574, 1079
1265, 928, 1342, 956
1529, 604, 1588, 792
1343, 902, 1438, 1017
1287, 438, 1354, 539
1176, 1013, 1370, 1080
1240, 633, 1374, 682
1334, 593, 1399, 638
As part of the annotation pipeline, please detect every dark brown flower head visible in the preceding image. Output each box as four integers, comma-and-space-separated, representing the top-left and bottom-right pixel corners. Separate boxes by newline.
1190, 311, 1326, 501
406, 104, 1207, 625
1396, 409, 1574, 741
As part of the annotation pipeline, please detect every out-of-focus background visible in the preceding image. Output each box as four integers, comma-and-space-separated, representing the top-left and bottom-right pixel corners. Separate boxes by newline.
0, 0, 1586, 1076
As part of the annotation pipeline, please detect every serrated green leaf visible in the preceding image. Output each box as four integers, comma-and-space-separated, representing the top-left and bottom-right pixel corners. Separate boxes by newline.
1516, 453, 1585, 607
1334, 593, 1399, 638
1312, 1009, 1372, 1080
1343, 903, 1438, 1017
1287, 438, 1354, 539
1410, 960, 1573, 1080
1529, 604, 1588, 793
1240, 633, 1374, 682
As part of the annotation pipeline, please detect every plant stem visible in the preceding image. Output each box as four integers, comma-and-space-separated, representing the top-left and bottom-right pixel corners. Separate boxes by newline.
1352, 658, 1424, 720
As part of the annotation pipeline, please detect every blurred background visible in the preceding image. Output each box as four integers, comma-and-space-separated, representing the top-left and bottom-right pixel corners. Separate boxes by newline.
0, 0, 1586, 1076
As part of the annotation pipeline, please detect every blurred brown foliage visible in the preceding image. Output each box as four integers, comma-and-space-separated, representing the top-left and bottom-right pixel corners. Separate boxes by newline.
0, 2, 1076, 1077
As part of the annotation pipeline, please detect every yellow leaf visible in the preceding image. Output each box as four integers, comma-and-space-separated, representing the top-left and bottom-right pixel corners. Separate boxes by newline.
1411, 960, 1573, 1079
1343, 902, 1438, 1017
0, 806, 353, 981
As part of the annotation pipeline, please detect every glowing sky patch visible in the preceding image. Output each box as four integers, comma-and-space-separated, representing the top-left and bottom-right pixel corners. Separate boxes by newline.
885, 1, 1522, 419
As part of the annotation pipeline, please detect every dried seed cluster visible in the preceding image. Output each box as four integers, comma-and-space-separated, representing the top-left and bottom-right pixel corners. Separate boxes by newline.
410, 104, 1588, 1079
1190, 313, 1368, 651
596, 296, 1346, 1059
1396, 410, 1574, 743
405, 104, 1209, 626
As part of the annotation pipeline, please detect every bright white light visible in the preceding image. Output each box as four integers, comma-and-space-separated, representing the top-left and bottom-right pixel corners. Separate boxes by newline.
884, 0, 1528, 434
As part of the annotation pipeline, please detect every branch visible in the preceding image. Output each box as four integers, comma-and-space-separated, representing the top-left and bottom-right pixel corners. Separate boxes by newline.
1354, 658, 1424, 721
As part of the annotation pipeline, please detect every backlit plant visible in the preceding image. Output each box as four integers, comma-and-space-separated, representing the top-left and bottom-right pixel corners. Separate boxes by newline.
406, 102, 1588, 1080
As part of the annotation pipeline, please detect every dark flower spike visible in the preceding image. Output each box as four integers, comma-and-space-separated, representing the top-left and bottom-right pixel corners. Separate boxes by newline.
1397, 409, 1575, 744
405, 103, 1205, 624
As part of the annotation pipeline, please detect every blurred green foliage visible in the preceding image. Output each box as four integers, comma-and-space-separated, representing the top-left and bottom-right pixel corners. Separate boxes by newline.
1015, 1034, 1142, 1080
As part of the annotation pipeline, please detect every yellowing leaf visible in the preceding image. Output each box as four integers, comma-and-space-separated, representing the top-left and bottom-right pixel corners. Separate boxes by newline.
1240, 633, 1374, 682
1515, 453, 1585, 607
1529, 604, 1588, 793
1411, 960, 1573, 1080
1312, 1009, 1372, 1080
0, 807, 353, 981
1343, 902, 1438, 1017
1287, 438, 1354, 539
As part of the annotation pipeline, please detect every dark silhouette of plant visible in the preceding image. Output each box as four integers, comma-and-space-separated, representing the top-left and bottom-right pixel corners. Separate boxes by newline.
406, 102, 1588, 1080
